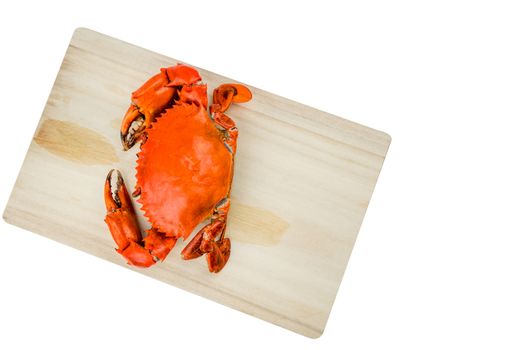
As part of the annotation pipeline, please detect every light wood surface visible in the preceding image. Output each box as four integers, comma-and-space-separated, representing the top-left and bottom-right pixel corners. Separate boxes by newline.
3, 28, 390, 338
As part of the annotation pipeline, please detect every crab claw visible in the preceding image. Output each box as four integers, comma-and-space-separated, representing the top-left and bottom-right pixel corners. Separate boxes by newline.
163, 64, 202, 86
177, 84, 208, 108
120, 65, 204, 150
104, 169, 155, 267
120, 105, 145, 151
104, 169, 135, 220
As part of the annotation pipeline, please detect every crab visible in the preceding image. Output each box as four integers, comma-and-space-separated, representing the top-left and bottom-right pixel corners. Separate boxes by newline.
104, 64, 252, 273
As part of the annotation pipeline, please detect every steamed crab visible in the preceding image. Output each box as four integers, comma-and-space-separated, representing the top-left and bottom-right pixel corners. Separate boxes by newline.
104, 64, 252, 273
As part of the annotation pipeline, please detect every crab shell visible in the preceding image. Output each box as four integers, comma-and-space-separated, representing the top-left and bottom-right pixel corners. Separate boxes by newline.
135, 101, 233, 240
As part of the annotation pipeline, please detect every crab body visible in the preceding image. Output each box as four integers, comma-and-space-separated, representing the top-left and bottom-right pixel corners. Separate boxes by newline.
137, 103, 233, 237
104, 64, 251, 272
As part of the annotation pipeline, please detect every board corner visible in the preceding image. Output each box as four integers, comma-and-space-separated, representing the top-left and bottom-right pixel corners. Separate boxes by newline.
2, 202, 15, 226
71, 27, 95, 41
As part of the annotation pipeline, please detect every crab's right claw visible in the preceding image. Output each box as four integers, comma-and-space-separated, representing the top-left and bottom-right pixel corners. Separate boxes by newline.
121, 65, 203, 151
104, 169, 155, 267
120, 105, 145, 151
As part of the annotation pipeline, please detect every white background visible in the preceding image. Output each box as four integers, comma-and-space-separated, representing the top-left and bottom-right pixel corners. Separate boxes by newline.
1, 1, 512, 349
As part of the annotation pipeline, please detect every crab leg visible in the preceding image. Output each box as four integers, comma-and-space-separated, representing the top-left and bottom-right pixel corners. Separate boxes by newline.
210, 84, 251, 154
104, 170, 176, 267
181, 84, 252, 272
182, 199, 232, 273
212, 84, 252, 113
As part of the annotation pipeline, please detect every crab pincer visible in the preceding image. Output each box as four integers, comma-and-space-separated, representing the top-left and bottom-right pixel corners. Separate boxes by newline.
120, 65, 202, 150
104, 170, 155, 267
104, 170, 177, 267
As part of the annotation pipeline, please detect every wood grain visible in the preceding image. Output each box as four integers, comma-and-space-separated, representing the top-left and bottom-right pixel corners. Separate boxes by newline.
3, 28, 390, 338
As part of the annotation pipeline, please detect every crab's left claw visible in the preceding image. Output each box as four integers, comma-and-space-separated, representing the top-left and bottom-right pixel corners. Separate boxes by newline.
104, 169, 155, 267
104, 169, 139, 244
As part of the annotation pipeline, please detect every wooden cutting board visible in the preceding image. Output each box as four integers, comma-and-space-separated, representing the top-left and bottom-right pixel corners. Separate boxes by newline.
3, 28, 390, 338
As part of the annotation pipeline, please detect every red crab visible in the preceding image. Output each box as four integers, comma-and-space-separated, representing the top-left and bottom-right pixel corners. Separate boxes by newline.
104, 64, 252, 273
